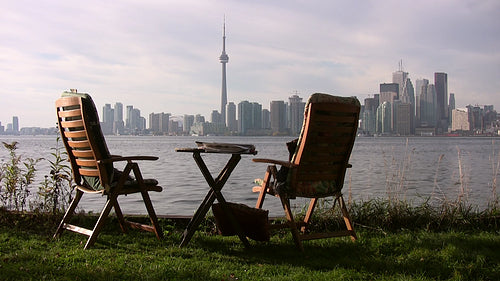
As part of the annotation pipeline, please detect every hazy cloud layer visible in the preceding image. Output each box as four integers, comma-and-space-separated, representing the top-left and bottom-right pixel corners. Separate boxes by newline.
1, 0, 499, 127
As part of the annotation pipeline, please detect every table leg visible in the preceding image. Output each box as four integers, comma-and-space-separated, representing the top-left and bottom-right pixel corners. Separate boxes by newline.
196, 154, 249, 248
179, 152, 250, 248
180, 189, 216, 247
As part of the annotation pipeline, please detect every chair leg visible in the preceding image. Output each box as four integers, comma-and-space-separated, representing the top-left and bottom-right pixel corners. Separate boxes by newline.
338, 194, 357, 241
280, 196, 303, 251
255, 165, 278, 209
131, 163, 164, 240
113, 200, 128, 234
256, 167, 271, 209
53, 188, 83, 239
84, 195, 116, 250
301, 198, 318, 233
141, 190, 164, 240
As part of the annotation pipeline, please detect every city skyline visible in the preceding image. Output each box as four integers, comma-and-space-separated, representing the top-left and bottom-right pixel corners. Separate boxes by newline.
1, 67, 498, 133
1, 1, 499, 128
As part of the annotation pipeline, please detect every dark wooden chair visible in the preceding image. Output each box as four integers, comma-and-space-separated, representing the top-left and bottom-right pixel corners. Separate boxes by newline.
53, 90, 163, 249
252, 93, 360, 250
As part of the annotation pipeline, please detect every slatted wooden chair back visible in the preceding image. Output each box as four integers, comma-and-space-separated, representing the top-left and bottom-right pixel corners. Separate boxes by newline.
290, 94, 360, 198
55, 93, 113, 191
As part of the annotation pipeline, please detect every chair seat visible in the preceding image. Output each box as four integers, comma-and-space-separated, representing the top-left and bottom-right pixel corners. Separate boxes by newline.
77, 179, 162, 194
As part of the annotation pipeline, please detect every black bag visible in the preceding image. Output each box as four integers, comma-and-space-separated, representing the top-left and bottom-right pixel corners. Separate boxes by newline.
212, 202, 270, 241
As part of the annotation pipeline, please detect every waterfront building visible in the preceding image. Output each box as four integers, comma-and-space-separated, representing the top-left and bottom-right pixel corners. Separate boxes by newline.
168, 119, 181, 135
149, 113, 160, 133
434, 72, 448, 131
211, 110, 223, 125
393, 69, 415, 109
194, 114, 205, 123
12, 116, 19, 133
415, 79, 428, 126
114, 102, 124, 135
467, 105, 483, 133
149, 112, 170, 134
452, 108, 469, 132
379, 83, 399, 104
252, 102, 262, 131
483, 105, 497, 132
362, 95, 379, 135
376, 101, 391, 134
183, 114, 194, 134
238, 101, 253, 135
362, 110, 376, 135
419, 82, 438, 127
126, 105, 133, 129
262, 109, 271, 129
126, 107, 143, 132
226, 102, 237, 132
392, 66, 415, 134
102, 104, 114, 135
270, 100, 287, 134
393, 101, 412, 135
380, 83, 399, 132
449, 93, 456, 119
237, 101, 262, 135
288, 94, 305, 136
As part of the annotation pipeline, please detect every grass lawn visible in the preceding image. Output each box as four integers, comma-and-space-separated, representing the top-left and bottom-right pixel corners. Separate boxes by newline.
1, 215, 499, 281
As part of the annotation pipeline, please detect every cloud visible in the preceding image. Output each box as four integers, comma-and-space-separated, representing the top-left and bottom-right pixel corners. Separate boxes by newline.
1, 0, 499, 128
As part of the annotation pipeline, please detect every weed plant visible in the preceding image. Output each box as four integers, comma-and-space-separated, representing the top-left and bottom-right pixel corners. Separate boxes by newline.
35, 136, 73, 214
0, 137, 72, 214
0, 142, 41, 212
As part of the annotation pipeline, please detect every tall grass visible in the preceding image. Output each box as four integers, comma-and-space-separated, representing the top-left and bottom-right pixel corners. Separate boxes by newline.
382, 138, 415, 205
0, 142, 41, 211
490, 139, 499, 208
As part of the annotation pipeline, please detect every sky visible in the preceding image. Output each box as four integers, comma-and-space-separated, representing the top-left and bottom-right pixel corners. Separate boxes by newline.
1, 0, 499, 128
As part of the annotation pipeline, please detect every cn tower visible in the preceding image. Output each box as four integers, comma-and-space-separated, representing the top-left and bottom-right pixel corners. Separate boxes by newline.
219, 19, 229, 126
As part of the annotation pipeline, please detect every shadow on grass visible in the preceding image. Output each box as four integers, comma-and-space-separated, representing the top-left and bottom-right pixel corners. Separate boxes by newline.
187, 230, 500, 280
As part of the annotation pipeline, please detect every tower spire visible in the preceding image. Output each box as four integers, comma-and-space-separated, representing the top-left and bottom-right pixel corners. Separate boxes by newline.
219, 16, 229, 126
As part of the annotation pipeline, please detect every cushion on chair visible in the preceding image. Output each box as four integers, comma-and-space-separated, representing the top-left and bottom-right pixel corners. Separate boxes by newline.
212, 202, 270, 241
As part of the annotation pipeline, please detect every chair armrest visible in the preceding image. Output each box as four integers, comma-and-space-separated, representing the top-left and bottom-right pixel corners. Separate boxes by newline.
99, 156, 159, 164
252, 158, 294, 168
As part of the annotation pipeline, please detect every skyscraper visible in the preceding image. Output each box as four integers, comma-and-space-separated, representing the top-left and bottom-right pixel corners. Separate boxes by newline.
12, 116, 19, 133
114, 102, 124, 135
226, 102, 237, 132
434, 72, 448, 130
420, 83, 437, 127
288, 94, 305, 135
270, 100, 287, 134
448, 93, 456, 124
238, 101, 252, 135
379, 83, 399, 132
102, 104, 114, 135
219, 20, 229, 126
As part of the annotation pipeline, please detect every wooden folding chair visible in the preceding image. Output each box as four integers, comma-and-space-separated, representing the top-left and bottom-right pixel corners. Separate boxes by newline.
53, 90, 163, 249
252, 93, 360, 250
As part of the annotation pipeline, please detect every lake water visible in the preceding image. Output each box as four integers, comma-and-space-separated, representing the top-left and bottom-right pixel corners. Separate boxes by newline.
1, 135, 499, 216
